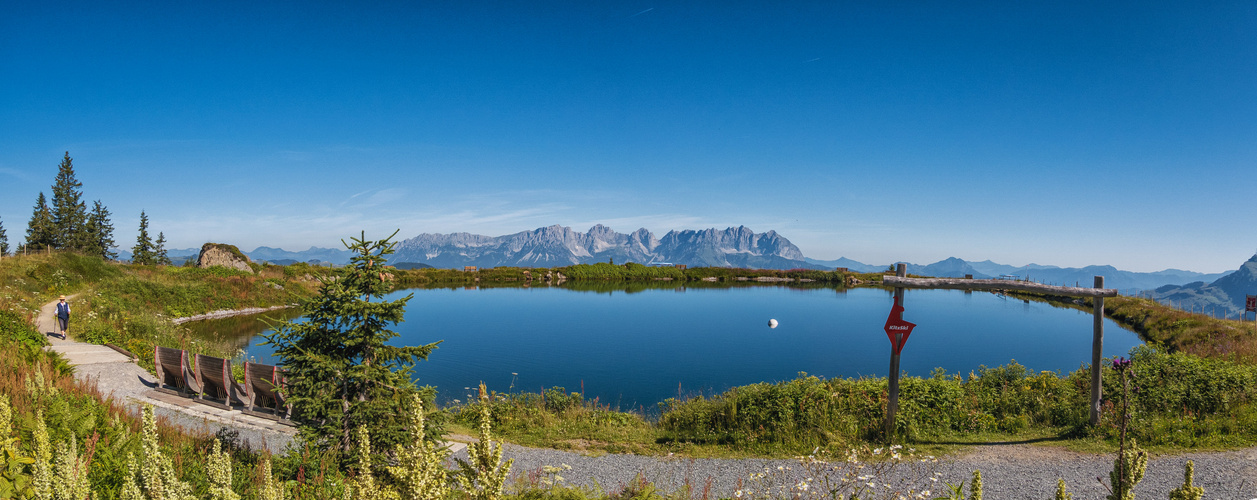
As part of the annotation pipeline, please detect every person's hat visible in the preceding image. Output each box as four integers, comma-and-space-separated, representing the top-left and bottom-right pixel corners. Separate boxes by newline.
59, 295, 66, 300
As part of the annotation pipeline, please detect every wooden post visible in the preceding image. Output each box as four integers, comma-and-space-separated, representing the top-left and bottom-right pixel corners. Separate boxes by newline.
1089, 275, 1105, 426
885, 263, 906, 440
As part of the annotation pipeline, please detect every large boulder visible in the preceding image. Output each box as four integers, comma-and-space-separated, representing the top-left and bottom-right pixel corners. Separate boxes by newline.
197, 243, 253, 274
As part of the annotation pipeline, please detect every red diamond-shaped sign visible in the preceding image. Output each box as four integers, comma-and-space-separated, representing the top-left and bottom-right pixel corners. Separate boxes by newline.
884, 296, 916, 355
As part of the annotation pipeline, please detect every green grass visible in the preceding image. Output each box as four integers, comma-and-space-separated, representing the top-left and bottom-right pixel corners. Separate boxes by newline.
449, 387, 661, 456
445, 345, 1257, 459
0, 251, 324, 371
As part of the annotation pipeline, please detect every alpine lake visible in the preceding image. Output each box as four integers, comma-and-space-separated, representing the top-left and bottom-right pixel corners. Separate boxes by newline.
182, 282, 1143, 410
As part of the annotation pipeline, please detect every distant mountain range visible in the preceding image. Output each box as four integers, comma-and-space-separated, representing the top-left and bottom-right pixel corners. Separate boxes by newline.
389, 225, 821, 270
115, 247, 200, 266
126, 224, 1233, 293
1149, 254, 1257, 317
804, 256, 1230, 292
248, 246, 353, 266
235, 225, 818, 270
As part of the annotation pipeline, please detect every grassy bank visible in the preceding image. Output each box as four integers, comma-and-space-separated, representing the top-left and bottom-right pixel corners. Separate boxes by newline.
0, 252, 327, 369
449, 344, 1257, 458
1103, 295, 1257, 363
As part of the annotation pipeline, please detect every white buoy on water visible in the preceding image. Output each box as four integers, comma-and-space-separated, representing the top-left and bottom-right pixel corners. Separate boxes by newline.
768, 319, 779, 328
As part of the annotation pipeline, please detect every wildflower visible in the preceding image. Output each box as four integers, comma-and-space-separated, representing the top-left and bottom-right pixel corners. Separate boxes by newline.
1111, 357, 1132, 371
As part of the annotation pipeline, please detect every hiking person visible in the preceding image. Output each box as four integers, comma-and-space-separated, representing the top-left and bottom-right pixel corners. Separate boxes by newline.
55, 295, 70, 340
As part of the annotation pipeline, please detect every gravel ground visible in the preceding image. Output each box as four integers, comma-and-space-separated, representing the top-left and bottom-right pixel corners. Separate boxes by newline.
450, 442, 1257, 499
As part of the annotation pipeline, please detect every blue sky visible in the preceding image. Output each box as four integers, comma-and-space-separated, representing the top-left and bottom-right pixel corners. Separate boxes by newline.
2, 2, 1254, 273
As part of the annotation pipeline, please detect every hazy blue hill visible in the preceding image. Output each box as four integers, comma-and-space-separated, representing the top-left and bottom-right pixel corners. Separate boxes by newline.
116, 247, 198, 264
931, 260, 1229, 292
803, 257, 886, 273
966, 260, 1025, 277
247, 246, 353, 265
1152, 254, 1257, 317
914, 257, 989, 278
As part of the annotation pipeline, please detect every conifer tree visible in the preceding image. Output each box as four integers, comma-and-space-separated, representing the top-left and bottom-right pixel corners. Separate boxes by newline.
23, 193, 56, 253
84, 200, 117, 260
131, 211, 155, 265
265, 231, 440, 456
0, 216, 8, 256
50, 152, 89, 251
154, 232, 171, 265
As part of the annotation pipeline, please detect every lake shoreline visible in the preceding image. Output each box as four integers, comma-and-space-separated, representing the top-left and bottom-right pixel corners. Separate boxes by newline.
172, 305, 294, 324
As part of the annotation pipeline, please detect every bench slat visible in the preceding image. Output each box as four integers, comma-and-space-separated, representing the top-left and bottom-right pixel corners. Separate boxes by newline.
153, 346, 199, 397
193, 354, 245, 408
243, 361, 292, 422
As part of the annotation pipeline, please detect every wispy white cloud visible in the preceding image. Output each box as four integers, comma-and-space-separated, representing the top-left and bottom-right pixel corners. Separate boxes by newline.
628, 7, 654, 18
340, 188, 409, 209
0, 167, 37, 182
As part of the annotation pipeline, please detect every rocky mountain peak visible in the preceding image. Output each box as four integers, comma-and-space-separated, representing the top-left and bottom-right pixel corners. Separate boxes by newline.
389, 224, 818, 270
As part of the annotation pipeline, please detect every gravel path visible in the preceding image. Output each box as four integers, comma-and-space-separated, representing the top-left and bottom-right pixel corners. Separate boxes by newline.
455, 442, 1257, 499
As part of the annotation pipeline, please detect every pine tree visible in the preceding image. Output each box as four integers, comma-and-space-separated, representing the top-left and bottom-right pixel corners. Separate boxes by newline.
49, 152, 89, 251
84, 200, 117, 260
23, 193, 56, 253
154, 232, 171, 266
265, 231, 441, 456
0, 216, 8, 256
131, 211, 154, 265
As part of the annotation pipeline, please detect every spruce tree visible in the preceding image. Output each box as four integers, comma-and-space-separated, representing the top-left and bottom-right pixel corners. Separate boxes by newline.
23, 193, 56, 252
50, 152, 89, 251
265, 231, 441, 457
154, 232, 171, 265
131, 210, 154, 265
0, 216, 8, 256
84, 200, 117, 260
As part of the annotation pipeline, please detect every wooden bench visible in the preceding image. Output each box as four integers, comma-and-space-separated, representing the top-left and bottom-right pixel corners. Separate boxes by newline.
242, 362, 293, 424
193, 354, 246, 410
154, 346, 199, 397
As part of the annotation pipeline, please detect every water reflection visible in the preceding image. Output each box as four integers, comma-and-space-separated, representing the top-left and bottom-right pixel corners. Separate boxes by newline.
184, 285, 1143, 409
182, 308, 304, 352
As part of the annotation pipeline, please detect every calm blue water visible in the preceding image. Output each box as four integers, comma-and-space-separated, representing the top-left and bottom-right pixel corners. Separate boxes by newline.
212, 286, 1142, 409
